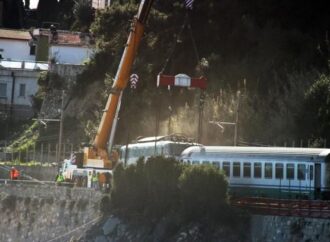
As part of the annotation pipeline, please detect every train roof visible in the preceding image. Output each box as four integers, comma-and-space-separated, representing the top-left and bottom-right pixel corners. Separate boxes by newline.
120, 140, 197, 149
181, 146, 330, 158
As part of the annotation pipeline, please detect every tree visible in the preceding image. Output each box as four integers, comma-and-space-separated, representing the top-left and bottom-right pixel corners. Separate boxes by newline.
24, 0, 30, 9
2, 0, 24, 28
37, 0, 59, 26
72, 0, 94, 32
298, 75, 330, 142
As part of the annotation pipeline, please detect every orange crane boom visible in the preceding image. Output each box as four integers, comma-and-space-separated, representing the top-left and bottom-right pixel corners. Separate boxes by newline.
83, 0, 155, 169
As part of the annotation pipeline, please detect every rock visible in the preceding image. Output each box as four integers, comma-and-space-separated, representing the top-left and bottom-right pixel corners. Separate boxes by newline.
102, 216, 121, 236
95, 235, 108, 242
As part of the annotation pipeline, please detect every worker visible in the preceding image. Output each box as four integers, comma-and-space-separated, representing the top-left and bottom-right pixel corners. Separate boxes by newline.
10, 167, 20, 180
98, 172, 106, 192
92, 171, 99, 190
56, 172, 64, 183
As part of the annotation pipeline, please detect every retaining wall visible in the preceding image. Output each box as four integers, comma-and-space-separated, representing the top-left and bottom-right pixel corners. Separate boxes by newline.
0, 183, 104, 242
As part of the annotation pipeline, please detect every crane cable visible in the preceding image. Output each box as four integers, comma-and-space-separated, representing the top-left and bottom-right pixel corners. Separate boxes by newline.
159, 11, 201, 74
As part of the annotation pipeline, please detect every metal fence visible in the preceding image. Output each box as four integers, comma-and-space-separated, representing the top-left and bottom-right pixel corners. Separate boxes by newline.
0, 142, 80, 163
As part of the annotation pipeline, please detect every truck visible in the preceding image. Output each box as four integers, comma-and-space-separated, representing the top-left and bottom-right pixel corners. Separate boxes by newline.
61, 0, 155, 186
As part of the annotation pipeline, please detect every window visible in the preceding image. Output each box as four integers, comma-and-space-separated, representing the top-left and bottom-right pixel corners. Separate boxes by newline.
275, 163, 283, 179
192, 160, 199, 165
222, 162, 230, 177
0, 83, 7, 97
202, 161, 210, 165
254, 162, 261, 178
309, 165, 314, 180
233, 162, 241, 177
298, 164, 306, 180
243, 162, 251, 178
265, 163, 272, 179
19, 84, 26, 97
286, 163, 294, 179
30, 45, 36, 55
212, 161, 220, 168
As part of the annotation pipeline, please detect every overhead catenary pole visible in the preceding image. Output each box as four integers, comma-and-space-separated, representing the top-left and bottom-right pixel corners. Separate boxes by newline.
234, 91, 240, 146
57, 90, 65, 162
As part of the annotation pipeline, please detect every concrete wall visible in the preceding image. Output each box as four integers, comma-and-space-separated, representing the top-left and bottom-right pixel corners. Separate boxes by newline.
50, 45, 93, 65
0, 39, 35, 61
0, 184, 104, 242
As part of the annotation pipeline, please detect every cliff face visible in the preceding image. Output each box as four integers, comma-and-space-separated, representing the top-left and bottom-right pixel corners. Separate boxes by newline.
79, 214, 330, 242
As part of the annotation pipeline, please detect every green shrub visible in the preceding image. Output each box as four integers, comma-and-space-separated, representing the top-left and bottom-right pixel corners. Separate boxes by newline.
111, 157, 182, 219
144, 156, 183, 218
179, 165, 229, 221
110, 157, 230, 223
111, 158, 147, 215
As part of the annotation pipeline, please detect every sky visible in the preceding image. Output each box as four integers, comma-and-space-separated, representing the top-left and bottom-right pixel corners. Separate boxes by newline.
29, 0, 39, 9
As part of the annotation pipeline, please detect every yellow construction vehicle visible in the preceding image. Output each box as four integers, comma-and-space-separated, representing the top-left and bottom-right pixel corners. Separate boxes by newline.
61, 0, 155, 184
84, 0, 154, 169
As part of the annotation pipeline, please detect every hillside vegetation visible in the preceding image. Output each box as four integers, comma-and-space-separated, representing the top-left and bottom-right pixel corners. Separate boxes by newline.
3, 0, 330, 148
66, 0, 330, 147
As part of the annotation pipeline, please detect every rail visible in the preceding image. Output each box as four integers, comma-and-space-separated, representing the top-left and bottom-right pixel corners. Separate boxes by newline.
231, 197, 330, 219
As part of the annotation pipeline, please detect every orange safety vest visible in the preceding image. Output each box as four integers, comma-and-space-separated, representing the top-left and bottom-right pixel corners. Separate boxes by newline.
10, 169, 19, 180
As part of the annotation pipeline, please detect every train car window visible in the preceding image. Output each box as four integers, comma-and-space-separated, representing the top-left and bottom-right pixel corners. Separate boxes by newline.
254, 163, 262, 178
275, 163, 283, 179
265, 163, 272, 179
203, 161, 210, 164
192, 160, 199, 165
298, 164, 306, 180
286, 163, 294, 179
309, 165, 314, 180
212, 161, 220, 168
233, 162, 241, 177
243, 163, 251, 178
223, 162, 230, 177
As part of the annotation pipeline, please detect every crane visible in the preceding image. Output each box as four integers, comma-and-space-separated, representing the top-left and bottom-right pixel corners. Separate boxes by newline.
83, 0, 155, 169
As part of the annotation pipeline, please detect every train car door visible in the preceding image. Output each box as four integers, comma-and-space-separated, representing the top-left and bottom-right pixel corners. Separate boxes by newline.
314, 163, 321, 199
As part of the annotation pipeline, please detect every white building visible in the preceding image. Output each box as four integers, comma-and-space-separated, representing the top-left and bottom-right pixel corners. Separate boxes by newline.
0, 60, 48, 119
0, 29, 35, 61
33, 28, 94, 65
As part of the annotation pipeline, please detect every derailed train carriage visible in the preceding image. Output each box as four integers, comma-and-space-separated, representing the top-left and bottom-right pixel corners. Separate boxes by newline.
180, 146, 330, 200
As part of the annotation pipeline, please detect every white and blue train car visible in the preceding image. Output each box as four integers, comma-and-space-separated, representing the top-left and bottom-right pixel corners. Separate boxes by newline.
180, 146, 330, 199
119, 136, 197, 166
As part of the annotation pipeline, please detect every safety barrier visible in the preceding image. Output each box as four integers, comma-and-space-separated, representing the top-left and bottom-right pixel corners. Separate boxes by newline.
231, 197, 330, 219
0, 178, 74, 187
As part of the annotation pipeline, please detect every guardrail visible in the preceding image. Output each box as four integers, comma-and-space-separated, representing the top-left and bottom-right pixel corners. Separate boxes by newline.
0, 178, 74, 187
232, 197, 330, 219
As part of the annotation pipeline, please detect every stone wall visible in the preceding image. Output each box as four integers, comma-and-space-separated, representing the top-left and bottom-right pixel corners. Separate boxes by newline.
0, 183, 104, 242
250, 215, 330, 242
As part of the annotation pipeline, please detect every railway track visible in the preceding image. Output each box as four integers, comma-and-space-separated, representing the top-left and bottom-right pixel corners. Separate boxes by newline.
232, 197, 330, 219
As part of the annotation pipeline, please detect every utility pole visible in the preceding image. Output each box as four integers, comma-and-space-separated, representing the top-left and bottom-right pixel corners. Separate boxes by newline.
209, 91, 241, 146
36, 90, 65, 163
57, 90, 65, 162
234, 91, 241, 146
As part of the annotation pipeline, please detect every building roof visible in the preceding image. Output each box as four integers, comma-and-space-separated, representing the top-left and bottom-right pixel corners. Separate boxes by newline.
0, 29, 31, 41
33, 28, 93, 47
